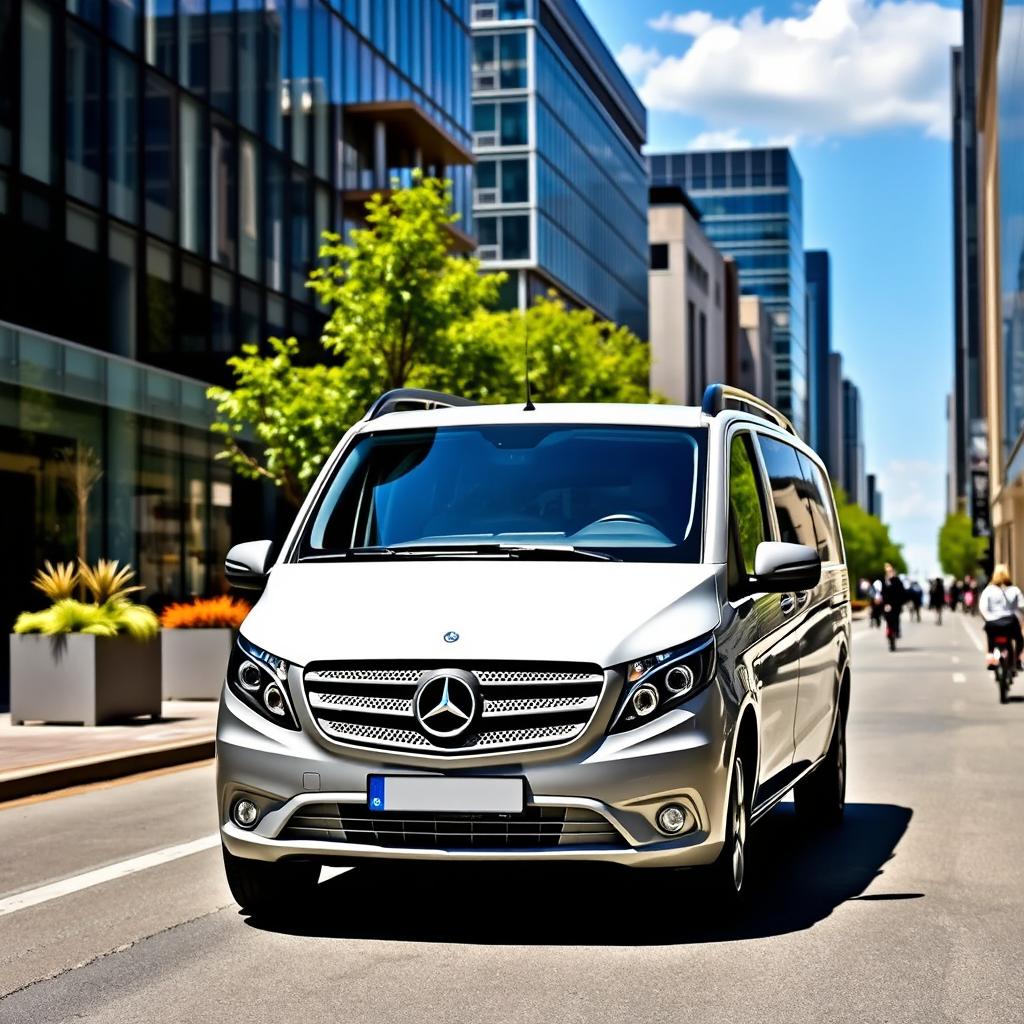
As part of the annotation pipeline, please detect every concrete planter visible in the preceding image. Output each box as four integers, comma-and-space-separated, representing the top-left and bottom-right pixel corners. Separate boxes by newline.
161, 628, 232, 701
10, 633, 161, 726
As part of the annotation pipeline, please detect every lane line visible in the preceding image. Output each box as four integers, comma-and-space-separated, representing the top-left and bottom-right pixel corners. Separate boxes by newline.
0, 834, 219, 918
960, 615, 986, 653
952, 656, 960, 665
952, 672, 967, 684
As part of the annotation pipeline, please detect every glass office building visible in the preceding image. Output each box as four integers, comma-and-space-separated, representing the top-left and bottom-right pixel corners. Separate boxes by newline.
648, 148, 807, 436
806, 249, 832, 465
0, 0, 473, 698
470, 0, 648, 338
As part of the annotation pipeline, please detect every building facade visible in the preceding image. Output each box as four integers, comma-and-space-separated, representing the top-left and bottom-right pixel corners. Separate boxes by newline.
806, 249, 832, 464
827, 352, 846, 488
979, 0, 1024, 577
866, 474, 883, 521
470, 0, 648, 337
647, 186, 725, 404
0, 0, 474, 698
951, 3, 986, 516
841, 378, 865, 507
737, 294, 775, 405
648, 147, 807, 437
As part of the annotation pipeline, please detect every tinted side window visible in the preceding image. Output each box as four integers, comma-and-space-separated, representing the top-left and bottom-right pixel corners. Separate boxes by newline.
797, 452, 840, 563
728, 433, 769, 583
757, 436, 817, 550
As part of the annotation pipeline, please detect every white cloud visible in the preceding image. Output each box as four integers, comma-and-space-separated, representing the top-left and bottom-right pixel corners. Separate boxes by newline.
616, 43, 663, 78
631, 0, 961, 141
874, 457, 946, 577
685, 128, 755, 149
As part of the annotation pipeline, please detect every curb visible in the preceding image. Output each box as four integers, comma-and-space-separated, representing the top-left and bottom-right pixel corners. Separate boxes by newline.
0, 737, 215, 803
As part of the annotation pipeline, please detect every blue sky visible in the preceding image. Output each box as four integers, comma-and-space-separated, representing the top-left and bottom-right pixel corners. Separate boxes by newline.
581, 0, 961, 576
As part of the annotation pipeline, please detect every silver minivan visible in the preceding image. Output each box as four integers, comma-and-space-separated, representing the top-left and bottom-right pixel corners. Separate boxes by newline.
216, 385, 851, 916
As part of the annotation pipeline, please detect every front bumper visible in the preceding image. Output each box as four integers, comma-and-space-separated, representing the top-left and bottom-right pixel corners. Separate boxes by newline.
217, 677, 734, 869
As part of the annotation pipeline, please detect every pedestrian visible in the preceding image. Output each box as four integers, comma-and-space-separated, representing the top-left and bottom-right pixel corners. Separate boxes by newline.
930, 577, 945, 625
870, 577, 884, 628
881, 563, 906, 649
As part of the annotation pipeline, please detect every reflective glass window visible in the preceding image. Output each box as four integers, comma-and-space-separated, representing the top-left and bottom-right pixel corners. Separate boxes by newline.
290, 171, 310, 299
649, 243, 668, 271
239, 133, 260, 280
180, 96, 207, 254
211, 119, 236, 268
108, 51, 138, 220
501, 158, 527, 202
178, 0, 207, 94
499, 32, 526, 88
473, 103, 495, 132
291, 0, 311, 166
265, 0, 288, 149
728, 432, 768, 587
211, 269, 234, 353
502, 214, 528, 259
144, 0, 175, 76
758, 436, 817, 549
108, 224, 137, 357
210, 0, 234, 114
797, 452, 839, 563
240, 282, 261, 345
0, 0, 14, 164
476, 215, 496, 246
66, 26, 102, 205
68, 0, 102, 25
145, 239, 174, 355
109, 0, 140, 49
238, 0, 260, 131
265, 153, 285, 291
144, 73, 175, 239
179, 256, 207, 352
313, 0, 329, 179
21, 0, 53, 184
476, 160, 496, 189
500, 101, 527, 145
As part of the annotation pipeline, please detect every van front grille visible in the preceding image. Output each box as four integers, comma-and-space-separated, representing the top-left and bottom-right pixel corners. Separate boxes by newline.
279, 802, 623, 849
302, 662, 605, 755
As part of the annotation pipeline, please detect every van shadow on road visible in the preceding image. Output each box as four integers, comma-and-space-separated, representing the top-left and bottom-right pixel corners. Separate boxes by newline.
247, 802, 915, 946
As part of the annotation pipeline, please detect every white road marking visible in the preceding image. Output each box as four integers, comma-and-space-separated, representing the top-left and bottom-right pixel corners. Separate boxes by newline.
960, 616, 986, 653
0, 834, 220, 918
952, 656, 961, 664
952, 673, 967, 684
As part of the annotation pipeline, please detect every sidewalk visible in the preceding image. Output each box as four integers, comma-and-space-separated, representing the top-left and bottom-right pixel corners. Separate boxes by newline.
0, 701, 218, 802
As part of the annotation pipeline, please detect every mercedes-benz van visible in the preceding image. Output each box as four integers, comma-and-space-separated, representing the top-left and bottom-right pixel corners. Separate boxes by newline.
217, 385, 851, 916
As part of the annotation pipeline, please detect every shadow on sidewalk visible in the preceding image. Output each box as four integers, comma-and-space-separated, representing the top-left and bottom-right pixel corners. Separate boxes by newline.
246, 802, 915, 946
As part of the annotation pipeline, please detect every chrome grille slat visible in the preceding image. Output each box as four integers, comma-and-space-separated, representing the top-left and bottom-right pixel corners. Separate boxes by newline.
304, 663, 605, 755
279, 803, 624, 850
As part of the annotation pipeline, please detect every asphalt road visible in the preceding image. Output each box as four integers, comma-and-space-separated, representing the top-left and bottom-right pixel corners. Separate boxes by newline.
1, 612, 1022, 1024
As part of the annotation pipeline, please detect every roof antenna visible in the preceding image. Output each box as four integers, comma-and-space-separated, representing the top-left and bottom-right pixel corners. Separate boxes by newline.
523, 309, 536, 412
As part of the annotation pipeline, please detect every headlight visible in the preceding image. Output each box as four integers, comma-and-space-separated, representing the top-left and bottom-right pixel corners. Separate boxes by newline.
611, 635, 717, 733
226, 636, 300, 730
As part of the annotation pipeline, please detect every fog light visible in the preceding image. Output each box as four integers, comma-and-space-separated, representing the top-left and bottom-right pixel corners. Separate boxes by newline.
657, 804, 689, 835
665, 665, 694, 694
263, 683, 286, 716
631, 683, 659, 718
233, 798, 259, 828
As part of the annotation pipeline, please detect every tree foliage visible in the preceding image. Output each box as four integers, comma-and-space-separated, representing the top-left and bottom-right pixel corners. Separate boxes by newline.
833, 486, 906, 584
937, 512, 988, 578
209, 175, 653, 505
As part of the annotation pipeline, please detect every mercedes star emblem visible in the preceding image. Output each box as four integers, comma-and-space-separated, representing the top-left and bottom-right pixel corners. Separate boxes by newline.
414, 674, 477, 739
443, 631, 459, 643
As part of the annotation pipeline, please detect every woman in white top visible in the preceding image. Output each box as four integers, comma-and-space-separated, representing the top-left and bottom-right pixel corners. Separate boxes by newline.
980, 564, 1024, 667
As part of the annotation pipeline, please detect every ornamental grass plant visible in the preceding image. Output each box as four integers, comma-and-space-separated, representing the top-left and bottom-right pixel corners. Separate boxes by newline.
160, 595, 251, 630
14, 560, 158, 640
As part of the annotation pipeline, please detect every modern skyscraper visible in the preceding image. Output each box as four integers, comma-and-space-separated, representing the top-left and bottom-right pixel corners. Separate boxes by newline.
951, 1, 984, 516
866, 474, 883, 522
647, 185, 726, 404
648, 147, 807, 436
827, 352, 846, 488
470, 0, 648, 338
0, 0, 474, 699
841, 378, 866, 508
805, 249, 832, 463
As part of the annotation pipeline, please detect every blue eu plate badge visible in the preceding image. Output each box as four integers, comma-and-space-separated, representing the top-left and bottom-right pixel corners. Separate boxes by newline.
368, 775, 386, 811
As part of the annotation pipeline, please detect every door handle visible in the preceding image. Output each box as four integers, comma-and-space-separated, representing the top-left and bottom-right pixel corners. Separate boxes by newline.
780, 594, 796, 615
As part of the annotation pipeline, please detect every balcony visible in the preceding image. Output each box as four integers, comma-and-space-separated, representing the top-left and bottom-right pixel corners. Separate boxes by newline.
343, 100, 474, 169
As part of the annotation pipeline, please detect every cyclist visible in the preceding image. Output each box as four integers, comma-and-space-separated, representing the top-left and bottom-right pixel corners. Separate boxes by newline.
980, 565, 1024, 670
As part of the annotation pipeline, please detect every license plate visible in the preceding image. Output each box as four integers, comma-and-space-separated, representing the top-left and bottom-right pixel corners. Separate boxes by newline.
367, 775, 524, 813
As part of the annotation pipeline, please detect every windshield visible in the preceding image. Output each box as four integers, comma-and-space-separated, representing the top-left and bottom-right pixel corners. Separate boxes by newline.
299, 423, 707, 563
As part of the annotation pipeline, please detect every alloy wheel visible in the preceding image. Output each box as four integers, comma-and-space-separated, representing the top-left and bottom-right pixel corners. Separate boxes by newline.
731, 758, 748, 893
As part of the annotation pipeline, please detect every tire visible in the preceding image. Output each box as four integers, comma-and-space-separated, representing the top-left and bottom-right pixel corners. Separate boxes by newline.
998, 663, 1010, 705
222, 844, 320, 919
706, 756, 750, 905
794, 709, 847, 828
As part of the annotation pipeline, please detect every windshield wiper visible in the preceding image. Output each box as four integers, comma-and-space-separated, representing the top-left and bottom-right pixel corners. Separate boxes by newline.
301, 544, 620, 562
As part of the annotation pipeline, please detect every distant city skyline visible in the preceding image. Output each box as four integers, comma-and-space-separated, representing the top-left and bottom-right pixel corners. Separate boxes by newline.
583, 0, 960, 577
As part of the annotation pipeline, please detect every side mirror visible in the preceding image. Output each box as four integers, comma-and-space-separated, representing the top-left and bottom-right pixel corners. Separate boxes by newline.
224, 540, 277, 591
749, 541, 821, 594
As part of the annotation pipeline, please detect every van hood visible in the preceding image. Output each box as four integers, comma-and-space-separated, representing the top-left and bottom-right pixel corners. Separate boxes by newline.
241, 561, 722, 669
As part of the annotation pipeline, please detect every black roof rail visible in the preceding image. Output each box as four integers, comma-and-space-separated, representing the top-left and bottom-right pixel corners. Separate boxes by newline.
364, 388, 477, 421
701, 383, 798, 437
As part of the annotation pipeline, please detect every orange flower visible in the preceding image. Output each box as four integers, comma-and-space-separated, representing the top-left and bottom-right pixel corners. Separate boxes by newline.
160, 595, 251, 630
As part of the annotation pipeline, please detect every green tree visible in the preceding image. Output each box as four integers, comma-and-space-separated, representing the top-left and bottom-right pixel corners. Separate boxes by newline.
207, 337, 355, 507
209, 176, 654, 506
833, 486, 906, 586
938, 511, 988, 578
307, 171, 503, 399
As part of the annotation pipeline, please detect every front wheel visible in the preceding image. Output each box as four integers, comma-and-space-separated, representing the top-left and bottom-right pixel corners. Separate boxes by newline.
222, 845, 320, 919
794, 710, 846, 828
997, 662, 1010, 704
705, 756, 750, 904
